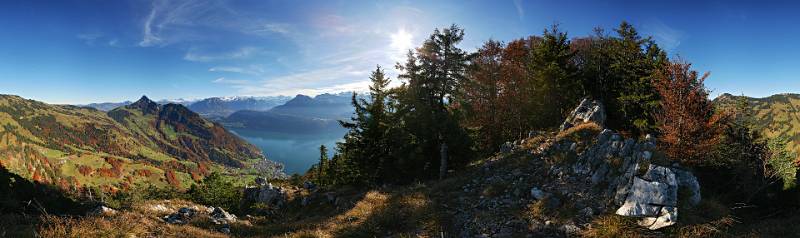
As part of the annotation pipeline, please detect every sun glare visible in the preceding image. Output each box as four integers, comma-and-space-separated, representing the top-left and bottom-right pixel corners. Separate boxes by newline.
390, 28, 414, 52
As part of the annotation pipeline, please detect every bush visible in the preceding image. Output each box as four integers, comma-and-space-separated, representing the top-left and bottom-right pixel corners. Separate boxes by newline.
186, 172, 243, 213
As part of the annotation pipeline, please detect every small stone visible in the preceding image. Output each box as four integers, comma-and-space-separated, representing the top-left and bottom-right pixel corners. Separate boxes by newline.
642, 151, 652, 160
530, 187, 548, 200
91, 205, 117, 216
580, 207, 594, 217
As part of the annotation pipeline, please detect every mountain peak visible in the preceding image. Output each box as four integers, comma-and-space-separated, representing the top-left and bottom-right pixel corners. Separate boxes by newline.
128, 95, 160, 114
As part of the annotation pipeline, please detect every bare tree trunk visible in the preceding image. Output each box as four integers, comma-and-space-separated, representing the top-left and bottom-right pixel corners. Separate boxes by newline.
439, 141, 448, 180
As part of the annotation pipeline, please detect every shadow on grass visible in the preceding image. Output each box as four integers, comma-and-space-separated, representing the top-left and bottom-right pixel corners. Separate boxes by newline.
0, 166, 91, 237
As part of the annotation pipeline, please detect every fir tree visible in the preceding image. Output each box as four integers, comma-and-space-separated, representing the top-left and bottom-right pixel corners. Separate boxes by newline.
317, 145, 328, 185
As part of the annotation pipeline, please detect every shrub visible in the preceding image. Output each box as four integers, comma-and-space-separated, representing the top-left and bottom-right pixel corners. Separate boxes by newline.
186, 172, 242, 213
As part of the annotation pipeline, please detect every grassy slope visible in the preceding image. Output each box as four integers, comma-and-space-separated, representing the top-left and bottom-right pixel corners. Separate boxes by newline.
17, 128, 800, 237
714, 93, 800, 159
0, 94, 266, 192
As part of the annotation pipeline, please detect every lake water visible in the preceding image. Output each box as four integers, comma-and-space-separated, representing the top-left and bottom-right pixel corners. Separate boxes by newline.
232, 130, 344, 175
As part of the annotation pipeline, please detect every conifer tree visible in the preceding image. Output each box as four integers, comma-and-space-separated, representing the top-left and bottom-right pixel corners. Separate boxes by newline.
317, 145, 328, 185
395, 24, 473, 180
529, 24, 580, 126
338, 66, 395, 183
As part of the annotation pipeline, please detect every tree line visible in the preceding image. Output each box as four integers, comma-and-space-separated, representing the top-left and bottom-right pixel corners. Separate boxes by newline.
306, 22, 798, 198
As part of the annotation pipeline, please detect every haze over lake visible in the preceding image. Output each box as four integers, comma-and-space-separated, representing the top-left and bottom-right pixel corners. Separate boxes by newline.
232, 130, 342, 174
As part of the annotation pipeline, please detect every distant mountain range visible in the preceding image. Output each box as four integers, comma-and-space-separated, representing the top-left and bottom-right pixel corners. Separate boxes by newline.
221, 93, 357, 135
0, 94, 276, 191
188, 96, 291, 119
81, 93, 359, 135
714, 93, 800, 157
81, 96, 290, 117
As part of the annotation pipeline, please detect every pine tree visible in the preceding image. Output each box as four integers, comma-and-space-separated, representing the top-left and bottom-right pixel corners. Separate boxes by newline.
395, 24, 473, 180
529, 24, 581, 126
338, 66, 396, 183
317, 145, 328, 185
610, 21, 667, 133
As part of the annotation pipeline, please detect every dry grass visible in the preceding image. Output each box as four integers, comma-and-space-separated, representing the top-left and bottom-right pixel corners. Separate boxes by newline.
582, 198, 740, 238
36, 200, 228, 238
524, 196, 577, 224
556, 122, 602, 143
581, 214, 646, 238
272, 189, 438, 237
728, 213, 800, 238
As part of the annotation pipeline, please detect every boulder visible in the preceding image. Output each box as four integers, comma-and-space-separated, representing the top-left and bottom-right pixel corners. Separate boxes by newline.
615, 165, 686, 230
210, 207, 237, 224
243, 182, 287, 207
163, 207, 197, 225
560, 98, 606, 131
675, 168, 701, 206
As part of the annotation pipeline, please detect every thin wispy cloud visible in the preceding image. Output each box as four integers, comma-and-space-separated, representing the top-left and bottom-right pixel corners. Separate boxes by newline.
643, 20, 685, 52
513, 0, 524, 20
209, 65, 266, 75
249, 23, 291, 35
212, 77, 250, 85
184, 47, 263, 62
236, 65, 371, 96
77, 33, 103, 45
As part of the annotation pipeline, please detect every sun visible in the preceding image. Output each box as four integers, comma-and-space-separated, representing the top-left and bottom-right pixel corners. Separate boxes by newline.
390, 28, 414, 52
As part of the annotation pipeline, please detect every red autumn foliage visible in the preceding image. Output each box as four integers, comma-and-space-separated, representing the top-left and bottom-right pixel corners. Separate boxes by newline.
462, 38, 541, 152
58, 178, 70, 190
96, 167, 117, 178
653, 60, 724, 165
197, 162, 209, 176
165, 169, 181, 188
190, 170, 202, 181
32, 170, 42, 182
134, 169, 153, 177
104, 157, 124, 173
78, 165, 93, 176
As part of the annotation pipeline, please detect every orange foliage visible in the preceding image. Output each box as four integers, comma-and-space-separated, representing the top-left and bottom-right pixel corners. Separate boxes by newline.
165, 170, 181, 188
653, 60, 724, 165
197, 162, 209, 176
78, 165, 93, 176
134, 169, 152, 177
32, 170, 42, 182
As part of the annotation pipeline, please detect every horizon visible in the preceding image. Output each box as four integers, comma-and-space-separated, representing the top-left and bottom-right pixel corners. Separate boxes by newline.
2, 0, 800, 104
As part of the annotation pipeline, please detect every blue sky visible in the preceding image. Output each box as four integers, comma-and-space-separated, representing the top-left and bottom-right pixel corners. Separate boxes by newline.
1, 0, 799, 104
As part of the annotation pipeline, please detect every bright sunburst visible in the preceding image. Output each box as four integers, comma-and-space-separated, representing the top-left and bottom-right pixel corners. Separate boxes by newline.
390, 28, 414, 52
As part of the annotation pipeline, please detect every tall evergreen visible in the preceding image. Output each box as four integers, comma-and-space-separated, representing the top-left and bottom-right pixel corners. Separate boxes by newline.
395, 24, 473, 180
338, 66, 395, 183
529, 24, 581, 126
609, 22, 667, 133
317, 145, 328, 185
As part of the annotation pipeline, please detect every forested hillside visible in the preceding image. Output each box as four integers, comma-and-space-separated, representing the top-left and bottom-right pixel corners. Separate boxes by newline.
714, 93, 800, 158
0, 95, 279, 194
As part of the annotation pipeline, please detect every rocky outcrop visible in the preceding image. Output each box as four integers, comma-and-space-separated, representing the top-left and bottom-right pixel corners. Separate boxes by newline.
243, 178, 287, 207
539, 100, 701, 230
559, 98, 606, 131
210, 207, 237, 224
163, 207, 197, 225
